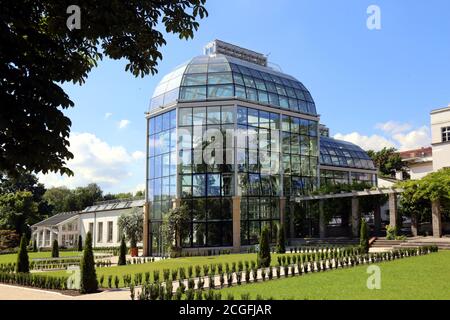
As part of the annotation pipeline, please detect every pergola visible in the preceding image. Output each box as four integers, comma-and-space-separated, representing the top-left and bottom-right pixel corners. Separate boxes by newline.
291, 188, 444, 238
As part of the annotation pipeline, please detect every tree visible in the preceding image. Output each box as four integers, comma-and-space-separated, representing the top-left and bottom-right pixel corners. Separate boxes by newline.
360, 218, 369, 253
80, 231, 98, 294
276, 224, 286, 254
258, 226, 271, 268
165, 204, 190, 256
118, 236, 127, 266
32, 239, 37, 252
1, 0, 208, 178
0, 172, 50, 229
77, 235, 83, 251
118, 208, 143, 249
366, 148, 404, 177
52, 239, 59, 258
16, 234, 29, 273
397, 169, 450, 227
43, 186, 74, 213
0, 191, 38, 235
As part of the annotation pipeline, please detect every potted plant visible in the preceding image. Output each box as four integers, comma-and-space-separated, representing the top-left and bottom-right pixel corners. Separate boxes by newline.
118, 208, 143, 257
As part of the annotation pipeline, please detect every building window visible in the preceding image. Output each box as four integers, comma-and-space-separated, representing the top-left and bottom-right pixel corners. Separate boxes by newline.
97, 222, 103, 243
442, 126, 450, 142
107, 221, 113, 243
89, 222, 94, 235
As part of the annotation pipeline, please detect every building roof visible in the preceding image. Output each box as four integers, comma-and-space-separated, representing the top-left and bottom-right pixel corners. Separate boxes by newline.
399, 147, 432, 162
150, 48, 316, 116
33, 211, 79, 227
82, 198, 145, 213
319, 136, 376, 170
430, 104, 450, 115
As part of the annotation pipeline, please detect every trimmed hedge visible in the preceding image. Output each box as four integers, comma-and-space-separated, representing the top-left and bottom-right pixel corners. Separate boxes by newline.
0, 272, 68, 290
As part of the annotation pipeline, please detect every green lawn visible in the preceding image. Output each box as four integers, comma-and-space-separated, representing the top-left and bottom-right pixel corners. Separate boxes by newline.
219, 251, 450, 300
40, 252, 300, 287
0, 251, 82, 264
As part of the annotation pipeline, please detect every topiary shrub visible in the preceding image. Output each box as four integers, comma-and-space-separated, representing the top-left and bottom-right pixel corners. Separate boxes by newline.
51, 239, 59, 258
276, 224, 286, 254
257, 225, 271, 268
78, 235, 83, 252
80, 232, 98, 293
360, 218, 369, 253
118, 236, 127, 266
16, 235, 29, 273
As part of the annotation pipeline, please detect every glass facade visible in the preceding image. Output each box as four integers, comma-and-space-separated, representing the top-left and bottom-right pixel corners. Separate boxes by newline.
178, 105, 235, 247
148, 109, 177, 252
150, 54, 317, 116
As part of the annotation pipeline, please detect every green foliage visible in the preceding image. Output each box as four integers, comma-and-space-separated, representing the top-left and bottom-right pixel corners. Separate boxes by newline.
276, 224, 286, 254
367, 147, 404, 177
80, 232, 98, 293
0, 191, 38, 235
1, 1, 208, 177
118, 236, 127, 266
43, 184, 103, 213
51, 239, 59, 258
386, 225, 397, 240
16, 235, 29, 273
397, 168, 450, 223
257, 225, 271, 268
118, 208, 143, 248
359, 219, 369, 253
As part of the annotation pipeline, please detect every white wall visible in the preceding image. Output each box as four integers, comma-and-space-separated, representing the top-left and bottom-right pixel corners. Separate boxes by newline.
431, 106, 450, 171
79, 207, 141, 248
409, 162, 434, 179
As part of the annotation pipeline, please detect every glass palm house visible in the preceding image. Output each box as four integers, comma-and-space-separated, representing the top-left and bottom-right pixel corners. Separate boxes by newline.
145, 40, 377, 254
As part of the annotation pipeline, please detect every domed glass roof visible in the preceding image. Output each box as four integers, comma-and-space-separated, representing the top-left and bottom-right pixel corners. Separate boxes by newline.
319, 136, 376, 170
150, 54, 317, 115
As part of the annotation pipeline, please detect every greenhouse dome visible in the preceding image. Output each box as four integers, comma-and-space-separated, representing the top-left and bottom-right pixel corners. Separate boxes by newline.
150, 54, 317, 116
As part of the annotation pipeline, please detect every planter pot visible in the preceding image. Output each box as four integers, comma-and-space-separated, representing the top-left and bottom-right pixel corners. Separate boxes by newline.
130, 247, 139, 257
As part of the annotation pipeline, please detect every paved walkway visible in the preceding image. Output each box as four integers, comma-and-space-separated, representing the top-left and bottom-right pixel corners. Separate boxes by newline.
0, 284, 131, 300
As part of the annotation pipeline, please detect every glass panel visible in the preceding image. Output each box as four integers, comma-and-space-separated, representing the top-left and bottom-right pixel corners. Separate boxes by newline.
207, 106, 221, 125
182, 74, 207, 86
180, 86, 207, 100
235, 85, 246, 99
179, 108, 192, 126
246, 88, 258, 102
208, 85, 234, 98
208, 63, 231, 72
193, 107, 207, 126
186, 64, 207, 73
208, 73, 233, 85
221, 106, 234, 124
207, 174, 221, 196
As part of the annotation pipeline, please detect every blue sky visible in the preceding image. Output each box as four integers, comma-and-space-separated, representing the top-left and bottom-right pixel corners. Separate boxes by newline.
39, 0, 450, 194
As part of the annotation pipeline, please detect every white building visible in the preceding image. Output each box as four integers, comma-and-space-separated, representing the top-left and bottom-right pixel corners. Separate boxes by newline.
80, 199, 144, 248
32, 211, 80, 248
31, 199, 144, 249
431, 105, 450, 172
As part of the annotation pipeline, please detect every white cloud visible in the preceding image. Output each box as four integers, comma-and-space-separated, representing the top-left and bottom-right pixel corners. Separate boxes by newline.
118, 119, 130, 129
105, 112, 113, 119
375, 121, 412, 134
333, 132, 396, 151
38, 132, 144, 191
393, 126, 431, 151
131, 151, 145, 160
334, 122, 431, 152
